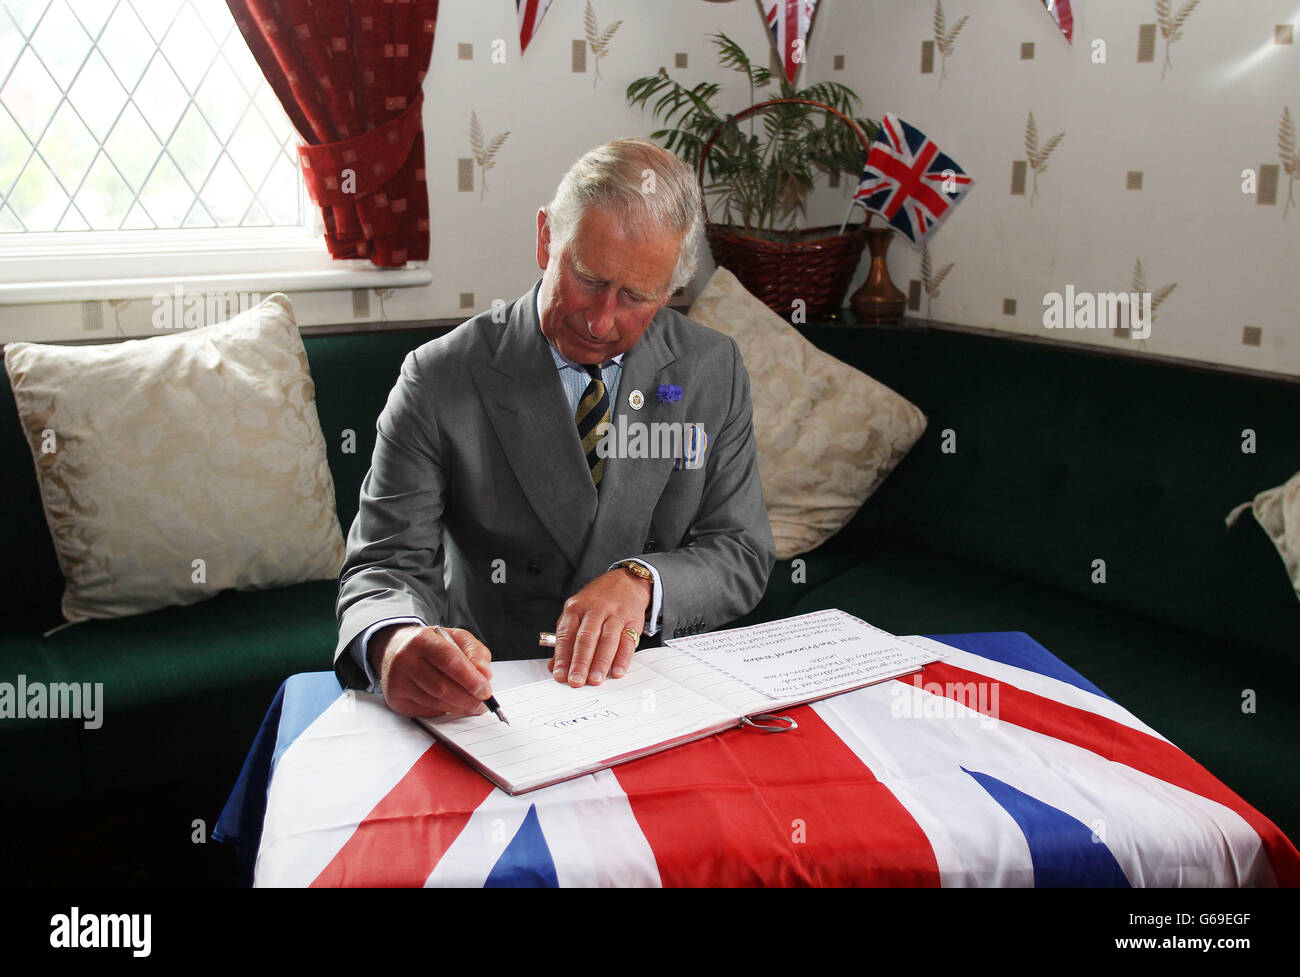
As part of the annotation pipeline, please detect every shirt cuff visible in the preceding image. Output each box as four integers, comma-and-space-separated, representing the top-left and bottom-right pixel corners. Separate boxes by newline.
351, 617, 427, 693
609, 559, 662, 636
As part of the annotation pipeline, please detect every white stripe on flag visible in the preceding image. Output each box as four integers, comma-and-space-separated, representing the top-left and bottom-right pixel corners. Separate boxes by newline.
256, 691, 432, 887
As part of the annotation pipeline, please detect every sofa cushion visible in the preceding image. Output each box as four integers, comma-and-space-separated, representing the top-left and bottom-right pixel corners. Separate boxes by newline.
1228, 468, 1300, 607
688, 268, 926, 559
3, 294, 345, 624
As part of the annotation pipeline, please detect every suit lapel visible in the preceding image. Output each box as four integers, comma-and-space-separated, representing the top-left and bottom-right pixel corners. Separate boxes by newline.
574, 315, 680, 583
471, 285, 597, 571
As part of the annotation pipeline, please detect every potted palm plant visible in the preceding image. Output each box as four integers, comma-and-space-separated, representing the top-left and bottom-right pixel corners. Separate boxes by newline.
628, 33, 878, 319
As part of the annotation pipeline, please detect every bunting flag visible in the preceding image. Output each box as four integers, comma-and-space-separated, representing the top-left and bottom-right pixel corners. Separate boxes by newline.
1041, 0, 1074, 43
517, 0, 555, 53
853, 113, 975, 248
761, 0, 819, 84
234, 633, 1300, 888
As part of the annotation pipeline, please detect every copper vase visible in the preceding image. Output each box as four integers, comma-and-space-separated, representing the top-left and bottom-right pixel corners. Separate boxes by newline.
850, 227, 906, 325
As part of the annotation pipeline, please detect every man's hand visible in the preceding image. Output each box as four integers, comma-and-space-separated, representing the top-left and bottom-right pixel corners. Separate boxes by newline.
369, 623, 495, 718
549, 568, 651, 687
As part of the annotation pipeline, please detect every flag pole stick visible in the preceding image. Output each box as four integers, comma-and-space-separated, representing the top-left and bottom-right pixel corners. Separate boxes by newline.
838, 198, 861, 236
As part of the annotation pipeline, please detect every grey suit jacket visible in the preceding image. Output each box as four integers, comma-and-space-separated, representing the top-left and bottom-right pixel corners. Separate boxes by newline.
333, 281, 776, 689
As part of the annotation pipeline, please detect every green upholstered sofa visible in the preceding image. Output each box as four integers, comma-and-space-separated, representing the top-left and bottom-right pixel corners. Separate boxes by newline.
2, 318, 1297, 879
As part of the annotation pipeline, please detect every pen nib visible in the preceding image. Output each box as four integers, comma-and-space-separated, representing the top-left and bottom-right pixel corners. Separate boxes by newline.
497, 709, 510, 725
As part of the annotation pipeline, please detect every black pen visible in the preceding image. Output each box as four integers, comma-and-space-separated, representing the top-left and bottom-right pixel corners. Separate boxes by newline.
434, 624, 509, 724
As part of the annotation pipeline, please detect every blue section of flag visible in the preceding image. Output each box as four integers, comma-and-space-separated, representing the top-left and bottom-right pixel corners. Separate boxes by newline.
485, 805, 559, 888
962, 767, 1130, 888
923, 632, 1111, 700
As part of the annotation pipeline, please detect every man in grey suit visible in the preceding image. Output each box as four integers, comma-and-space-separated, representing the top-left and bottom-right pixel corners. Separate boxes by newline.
334, 138, 775, 719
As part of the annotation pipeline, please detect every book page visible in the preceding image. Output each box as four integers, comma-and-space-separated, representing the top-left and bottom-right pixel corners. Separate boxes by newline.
419, 660, 736, 793
665, 608, 941, 708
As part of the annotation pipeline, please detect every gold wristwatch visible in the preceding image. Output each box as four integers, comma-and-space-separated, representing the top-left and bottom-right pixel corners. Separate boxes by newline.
616, 560, 654, 581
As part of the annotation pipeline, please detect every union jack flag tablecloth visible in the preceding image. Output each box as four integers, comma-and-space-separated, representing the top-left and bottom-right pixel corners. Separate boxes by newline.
217, 632, 1300, 887
853, 113, 974, 249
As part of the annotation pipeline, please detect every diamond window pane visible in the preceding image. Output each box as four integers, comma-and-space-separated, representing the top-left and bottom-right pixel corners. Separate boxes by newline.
260, 155, 300, 225
39, 100, 98, 191
130, 0, 185, 44
5, 0, 47, 36
98, 1, 154, 92
1, 0, 307, 235
67, 50, 128, 142
2, 47, 62, 141
1, 8, 26, 83
139, 152, 190, 225
200, 153, 253, 225
74, 152, 132, 228
133, 55, 187, 142
1, 204, 26, 231
56, 204, 89, 230
10, 155, 68, 230
228, 110, 278, 191
30, 0, 91, 90
166, 103, 219, 188
160, 2, 216, 94
0, 107, 31, 197
194, 54, 246, 143
66, 0, 115, 38
103, 101, 162, 191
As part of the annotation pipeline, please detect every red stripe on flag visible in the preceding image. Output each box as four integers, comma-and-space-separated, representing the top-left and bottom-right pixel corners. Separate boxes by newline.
783, 0, 799, 83
615, 707, 941, 887
311, 745, 495, 887
911, 662, 1300, 886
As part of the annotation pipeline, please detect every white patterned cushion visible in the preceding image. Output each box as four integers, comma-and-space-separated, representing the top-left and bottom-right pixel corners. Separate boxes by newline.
688, 267, 927, 559
4, 293, 345, 622
1228, 469, 1300, 606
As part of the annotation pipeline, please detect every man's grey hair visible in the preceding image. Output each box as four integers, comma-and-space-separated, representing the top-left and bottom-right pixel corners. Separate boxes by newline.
544, 138, 704, 294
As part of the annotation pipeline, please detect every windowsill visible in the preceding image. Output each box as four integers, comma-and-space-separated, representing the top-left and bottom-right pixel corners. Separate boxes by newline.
0, 265, 433, 304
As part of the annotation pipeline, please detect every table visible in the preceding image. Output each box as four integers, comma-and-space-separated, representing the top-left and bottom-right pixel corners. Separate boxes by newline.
215, 631, 1300, 887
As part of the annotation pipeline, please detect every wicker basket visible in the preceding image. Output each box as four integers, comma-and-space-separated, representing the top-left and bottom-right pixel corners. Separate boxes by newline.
697, 99, 872, 321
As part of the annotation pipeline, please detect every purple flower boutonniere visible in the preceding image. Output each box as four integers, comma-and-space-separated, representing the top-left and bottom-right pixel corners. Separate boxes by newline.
656, 384, 683, 404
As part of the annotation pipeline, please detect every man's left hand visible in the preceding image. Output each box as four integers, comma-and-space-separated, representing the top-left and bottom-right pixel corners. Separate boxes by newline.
549, 568, 651, 686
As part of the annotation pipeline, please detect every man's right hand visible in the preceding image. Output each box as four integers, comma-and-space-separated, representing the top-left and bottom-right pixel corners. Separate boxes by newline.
368, 623, 495, 718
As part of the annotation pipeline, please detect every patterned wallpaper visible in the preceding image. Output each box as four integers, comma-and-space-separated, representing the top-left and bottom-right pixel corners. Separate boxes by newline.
6, 0, 1295, 377
418, 0, 1298, 376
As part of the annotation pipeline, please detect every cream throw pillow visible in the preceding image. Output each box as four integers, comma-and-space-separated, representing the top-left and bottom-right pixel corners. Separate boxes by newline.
688, 266, 927, 559
1226, 469, 1300, 606
4, 293, 345, 622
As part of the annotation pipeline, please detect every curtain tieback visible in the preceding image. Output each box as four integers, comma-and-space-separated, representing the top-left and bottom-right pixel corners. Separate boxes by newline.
297, 92, 426, 207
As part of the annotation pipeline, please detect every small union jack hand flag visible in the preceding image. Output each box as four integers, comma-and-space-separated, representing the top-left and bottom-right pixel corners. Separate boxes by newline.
852, 113, 975, 249
762, 0, 819, 85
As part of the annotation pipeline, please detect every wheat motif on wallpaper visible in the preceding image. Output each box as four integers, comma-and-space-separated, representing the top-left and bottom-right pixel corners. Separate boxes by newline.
1132, 258, 1177, 344
469, 112, 510, 201
1279, 106, 1298, 218
920, 245, 954, 318
932, 0, 969, 89
584, 1, 623, 89
1156, 0, 1200, 80
1025, 112, 1065, 205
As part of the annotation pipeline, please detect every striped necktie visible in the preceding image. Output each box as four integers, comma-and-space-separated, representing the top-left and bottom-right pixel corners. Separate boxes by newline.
575, 362, 610, 486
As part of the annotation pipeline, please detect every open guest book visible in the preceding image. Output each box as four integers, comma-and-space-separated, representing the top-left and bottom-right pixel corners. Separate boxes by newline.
418, 608, 943, 795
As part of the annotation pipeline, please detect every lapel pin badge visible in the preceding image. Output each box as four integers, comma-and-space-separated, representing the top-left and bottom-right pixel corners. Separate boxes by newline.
628, 389, 645, 410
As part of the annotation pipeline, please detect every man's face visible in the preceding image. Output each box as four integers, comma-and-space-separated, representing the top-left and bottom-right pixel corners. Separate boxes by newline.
535, 206, 681, 364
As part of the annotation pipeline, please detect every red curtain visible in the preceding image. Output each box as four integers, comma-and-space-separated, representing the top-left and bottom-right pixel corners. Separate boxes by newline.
226, 1, 439, 267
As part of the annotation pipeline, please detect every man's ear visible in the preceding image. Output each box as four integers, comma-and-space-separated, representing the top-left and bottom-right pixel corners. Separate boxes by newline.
536, 208, 551, 271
